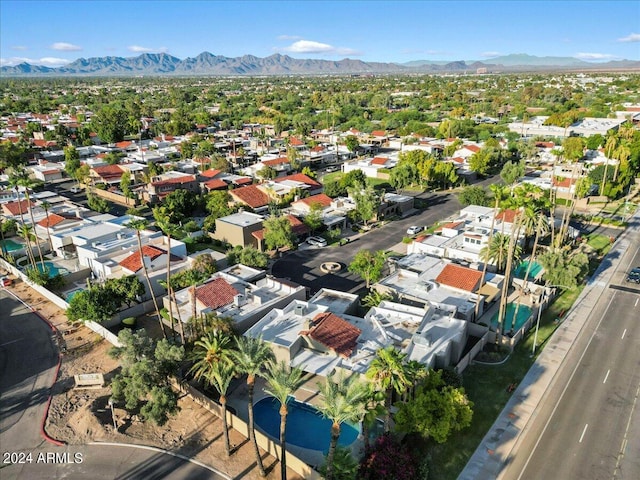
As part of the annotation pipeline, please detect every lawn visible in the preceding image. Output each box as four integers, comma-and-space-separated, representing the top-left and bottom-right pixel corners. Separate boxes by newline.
426, 285, 582, 480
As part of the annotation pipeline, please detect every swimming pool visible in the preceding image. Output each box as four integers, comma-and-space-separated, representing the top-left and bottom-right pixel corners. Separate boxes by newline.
35, 261, 62, 278
254, 396, 359, 452
491, 303, 532, 333
513, 260, 543, 280
0, 239, 23, 252
65, 287, 85, 302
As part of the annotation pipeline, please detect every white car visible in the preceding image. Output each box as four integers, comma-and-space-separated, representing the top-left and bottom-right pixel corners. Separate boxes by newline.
325, 165, 339, 173
406, 226, 424, 235
70, 186, 82, 193
307, 236, 328, 247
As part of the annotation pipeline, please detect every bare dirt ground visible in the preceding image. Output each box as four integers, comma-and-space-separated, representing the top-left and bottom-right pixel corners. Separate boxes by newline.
4, 277, 302, 480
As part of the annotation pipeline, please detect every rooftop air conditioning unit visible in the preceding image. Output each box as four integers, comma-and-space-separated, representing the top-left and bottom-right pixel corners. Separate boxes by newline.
233, 294, 245, 307
295, 304, 307, 316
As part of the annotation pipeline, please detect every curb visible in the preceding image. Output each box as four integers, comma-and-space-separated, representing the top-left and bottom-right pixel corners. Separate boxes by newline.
88, 442, 232, 480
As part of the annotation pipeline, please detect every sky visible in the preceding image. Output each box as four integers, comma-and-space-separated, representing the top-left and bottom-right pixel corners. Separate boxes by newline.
1, 0, 639, 67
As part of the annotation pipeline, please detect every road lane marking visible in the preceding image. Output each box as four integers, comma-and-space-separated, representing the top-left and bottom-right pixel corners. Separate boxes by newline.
635, 298, 639, 307
603, 369, 610, 384
516, 293, 616, 480
0, 338, 23, 348
621, 329, 627, 340
612, 382, 640, 479
579, 424, 588, 443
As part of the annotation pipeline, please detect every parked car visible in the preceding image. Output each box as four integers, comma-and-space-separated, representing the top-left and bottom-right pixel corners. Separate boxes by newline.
70, 186, 82, 193
406, 225, 424, 235
0, 276, 12, 287
325, 165, 339, 173
307, 236, 328, 247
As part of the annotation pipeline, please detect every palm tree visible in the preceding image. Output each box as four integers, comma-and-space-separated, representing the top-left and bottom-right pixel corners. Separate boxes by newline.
316, 373, 368, 480
16, 171, 45, 267
126, 218, 166, 339
17, 223, 37, 269
600, 133, 618, 196
189, 332, 234, 382
154, 208, 183, 343
360, 382, 385, 452
264, 361, 305, 480
612, 143, 630, 183
208, 362, 237, 458
365, 346, 410, 433
231, 336, 275, 477
480, 233, 512, 274
40, 200, 55, 254
0, 217, 7, 258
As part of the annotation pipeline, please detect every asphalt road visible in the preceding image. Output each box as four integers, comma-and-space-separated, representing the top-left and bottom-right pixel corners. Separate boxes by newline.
272, 175, 499, 294
503, 227, 640, 480
0, 289, 225, 480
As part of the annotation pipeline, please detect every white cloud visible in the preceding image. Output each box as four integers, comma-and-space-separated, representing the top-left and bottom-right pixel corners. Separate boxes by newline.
50, 42, 82, 51
280, 40, 361, 56
128, 45, 169, 53
575, 52, 617, 60
1, 56, 71, 67
618, 33, 640, 43
277, 35, 302, 41
481, 51, 503, 58
11, 45, 28, 51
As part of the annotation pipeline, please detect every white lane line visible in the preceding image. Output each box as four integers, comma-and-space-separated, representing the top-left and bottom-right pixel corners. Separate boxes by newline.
621, 329, 627, 340
635, 298, 639, 307
579, 424, 589, 443
612, 382, 640, 479
0, 338, 23, 348
603, 369, 610, 384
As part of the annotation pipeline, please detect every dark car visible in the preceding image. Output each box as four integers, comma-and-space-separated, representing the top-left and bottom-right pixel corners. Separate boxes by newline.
627, 268, 640, 284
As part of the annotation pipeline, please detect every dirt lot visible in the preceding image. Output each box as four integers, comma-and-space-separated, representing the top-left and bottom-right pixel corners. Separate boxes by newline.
4, 277, 302, 480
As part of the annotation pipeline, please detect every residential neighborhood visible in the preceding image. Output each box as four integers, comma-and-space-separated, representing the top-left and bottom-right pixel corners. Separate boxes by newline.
1, 51, 640, 480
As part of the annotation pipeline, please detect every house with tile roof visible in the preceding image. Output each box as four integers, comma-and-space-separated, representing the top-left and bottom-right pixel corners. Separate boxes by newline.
229, 184, 271, 212
251, 214, 309, 251
164, 269, 306, 335
273, 173, 323, 196
143, 171, 199, 203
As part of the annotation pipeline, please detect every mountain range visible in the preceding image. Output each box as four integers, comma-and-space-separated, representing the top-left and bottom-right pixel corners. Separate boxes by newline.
2, 52, 639, 76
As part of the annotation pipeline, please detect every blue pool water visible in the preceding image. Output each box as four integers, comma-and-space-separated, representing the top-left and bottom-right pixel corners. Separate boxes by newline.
513, 261, 543, 280
35, 261, 62, 278
0, 239, 23, 252
66, 288, 85, 302
254, 397, 359, 452
491, 303, 533, 333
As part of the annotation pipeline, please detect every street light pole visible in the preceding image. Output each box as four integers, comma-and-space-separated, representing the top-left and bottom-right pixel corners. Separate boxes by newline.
108, 397, 117, 431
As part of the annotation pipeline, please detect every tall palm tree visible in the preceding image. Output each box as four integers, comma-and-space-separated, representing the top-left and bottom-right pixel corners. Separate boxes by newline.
153, 208, 183, 343
264, 361, 305, 480
360, 383, 385, 452
40, 200, 55, 254
126, 218, 166, 339
208, 362, 237, 458
17, 223, 37, 268
16, 171, 45, 267
231, 336, 275, 478
0, 217, 7, 258
612, 143, 630, 183
189, 332, 233, 382
365, 346, 410, 433
316, 373, 368, 480
480, 232, 513, 274
475, 183, 507, 319
600, 133, 618, 196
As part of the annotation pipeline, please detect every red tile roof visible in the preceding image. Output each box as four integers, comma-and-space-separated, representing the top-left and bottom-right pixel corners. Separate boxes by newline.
295, 193, 332, 208
552, 177, 577, 188
495, 208, 518, 223
288, 137, 304, 146
465, 144, 481, 153
115, 141, 133, 149
2, 199, 33, 216
371, 156, 388, 165
200, 169, 222, 178
371, 130, 387, 137
195, 277, 239, 310
230, 184, 270, 208
300, 312, 361, 358
536, 141, 555, 149
262, 157, 289, 167
252, 214, 309, 240
441, 221, 464, 230
234, 177, 253, 185
119, 245, 165, 273
274, 173, 321, 188
92, 164, 124, 180
37, 213, 66, 228
151, 174, 196, 187
435, 264, 482, 292
204, 179, 228, 190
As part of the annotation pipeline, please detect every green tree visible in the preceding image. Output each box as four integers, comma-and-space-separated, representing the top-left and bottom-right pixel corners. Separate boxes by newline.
231, 336, 274, 478
538, 246, 589, 289
208, 362, 237, 457
468, 149, 492, 176
258, 165, 277, 180
227, 246, 269, 269
348, 250, 388, 288
365, 346, 410, 433
349, 182, 379, 226
303, 202, 324, 234
389, 161, 419, 190
479, 232, 518, 274
361, 289, 393, 308
316, 373, 368, 480
458, 185, 489, 207
93, 104, 129, 143
189, 332, 234, 381
104, 275, 145, 308
264, 361, 305, 480
109, 329, 184, 426
64, 145, 81, 181
500, 160, 525, 185
395, 370, 473, 443
263, 215, 295, 252
87, 192, 110, 213
344, 135, 359, 154
120, 170, 132, 198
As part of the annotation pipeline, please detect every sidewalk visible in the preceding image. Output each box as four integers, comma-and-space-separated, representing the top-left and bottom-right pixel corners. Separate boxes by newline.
459, 210, 638, 479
